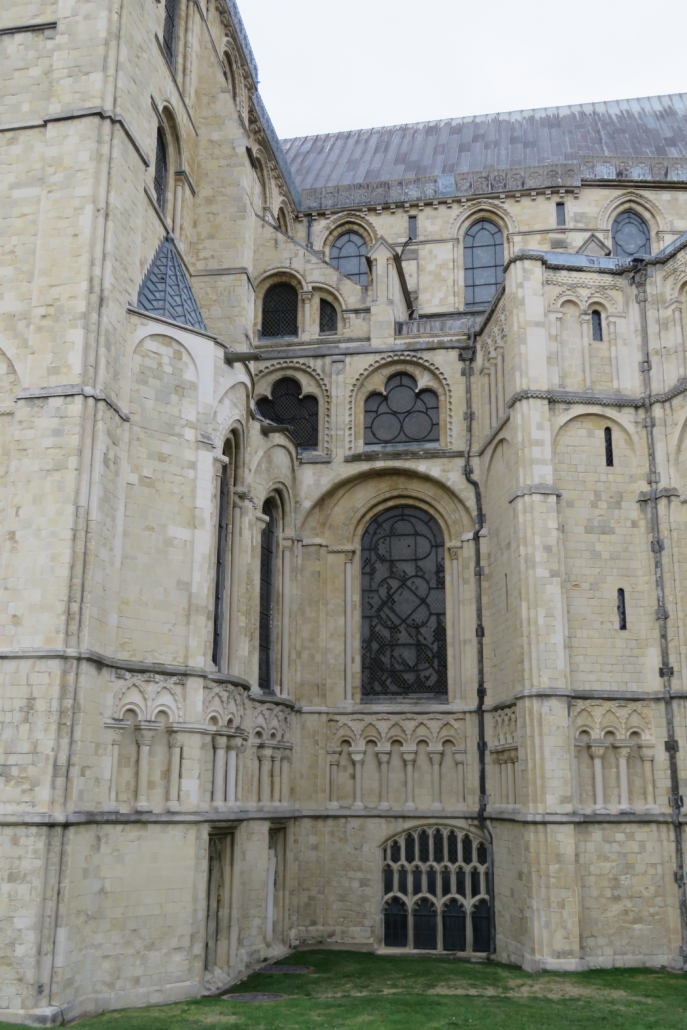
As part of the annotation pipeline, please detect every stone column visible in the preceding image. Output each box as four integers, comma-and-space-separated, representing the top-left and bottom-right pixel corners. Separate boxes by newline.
496, 347, 505, 418
212, 734, 228, 807
608, 319, 620, 391
344, 551, 354, 702
500, 755, 508, 805
386, 256, 394, 301
401, 748, 417, 811
167, 730, 182, 811
588, 741, 609, 812
450, 546, 462, 700
371, 258, 378, 302
327, 749, 340, 809
173, 178, 184, 236
235, 740, 247, 805
483, 368, 492, 427
226, 737, 240, 805
452, 747, 466, 805
638, 741, 657, 810
228, 499, 243, 674
674, 307, 686, 379
104, 718, 128, 811
280, 750, 291, 805
507, 752, 517, 805
134, 722, 159, 812
271, 748, 282, 803
489, 357, 498, 427
580, 312, 592, 389
350, 747, 365, 810
555, 313, 564, 388
428, 746, 443, 810
376, 747, 391, 810
301, 290, 313, 340
257, 745, 272, 803
280, 543, 292, 696
613, 740, 633, 812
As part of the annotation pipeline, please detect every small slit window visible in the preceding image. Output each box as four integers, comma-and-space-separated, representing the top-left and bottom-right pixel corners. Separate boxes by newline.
611, 211, 651, 260
464, 219, 504, 309
258, 501, 277, 692
256, 377, 319, 451
364, 373, 440, 448
556, 202, 566, 226
163, 0, 178, 66
617, 588, 627, 631
408, 215, 417, 240
330, 231, 368, 285
319, 299, 338, 335
261, 283, 298, 339
592, 310, 603, 341
154, 128, 168, 212
604, 427, 614, 467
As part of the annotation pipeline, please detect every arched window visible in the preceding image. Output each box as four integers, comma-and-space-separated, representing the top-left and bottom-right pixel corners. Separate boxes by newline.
224, 54, 238, 104
364, 373, 440, 448
382, 828, 488, 952
256, 377, 319, 450
591, 310, 603, 341
330, 231, 368, 285
261, 283, 298, 338
154, 127, 168, 212
258, 500, 277, 692
278, 207, 289, 234
464, 219, 504, 308
163, 0, 179, 66
212, 442, 231, 668
611, 211, 651, 259
319, 299, 338, 335
361, 506, 447, 700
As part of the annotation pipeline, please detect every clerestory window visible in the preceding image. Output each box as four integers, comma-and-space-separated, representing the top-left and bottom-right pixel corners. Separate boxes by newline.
464, 219, 504, 309
258, 500, 277, 692
256, 377, 319, 450
364, 373, 440, 448
611, 211, 651, 260
261, 283, 298, 339
330, 231, 368, 285
319, 299, 338, 335
163, 0, 179, 67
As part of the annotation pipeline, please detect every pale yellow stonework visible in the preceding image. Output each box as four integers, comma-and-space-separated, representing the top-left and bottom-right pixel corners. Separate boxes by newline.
1, 0, 687, 1024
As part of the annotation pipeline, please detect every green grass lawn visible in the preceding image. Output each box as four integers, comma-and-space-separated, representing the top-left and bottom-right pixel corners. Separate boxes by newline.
9, 949, 687, 1030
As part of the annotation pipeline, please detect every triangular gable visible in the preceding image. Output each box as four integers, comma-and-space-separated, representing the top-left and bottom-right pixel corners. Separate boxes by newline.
577, 233, 611, 257
137, 234, 207, 332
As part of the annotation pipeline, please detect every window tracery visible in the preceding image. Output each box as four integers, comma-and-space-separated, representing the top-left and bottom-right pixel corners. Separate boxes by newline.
464, 219, 504, 308
611, 211, 651, 259
361, 506, 447, 701
256, 377, 319, 450
364, 374, 439, 448
330, 231, 368, 285
382, 827, 490, 952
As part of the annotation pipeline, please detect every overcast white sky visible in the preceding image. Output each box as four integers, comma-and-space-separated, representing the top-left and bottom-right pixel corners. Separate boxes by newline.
237, 0, 685, 140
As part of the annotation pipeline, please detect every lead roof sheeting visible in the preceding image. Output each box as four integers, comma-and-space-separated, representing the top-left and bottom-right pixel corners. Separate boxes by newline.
281, 94, 687, 189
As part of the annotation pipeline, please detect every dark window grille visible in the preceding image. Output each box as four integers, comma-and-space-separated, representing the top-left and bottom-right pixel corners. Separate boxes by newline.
441, 868, 452, 896
427, 867, 437, 897
212, 459, 230, 667
592, 310, 603, 341
365, 373, 440, 448
433, 828, 444, 863
464, 219, 504, 309
383, 865, 394, 895
470, 867, 481, 898
456, 868, 466, 897
408, 215, 417, 240
398, 867, 408, 895
256, 377, 319, 450
476, 842, 488, 865
258, 501, 276, 692
261, 283, 298, 338
330, 231, 368, 285
556, 202, 566, 226
447, 830, 458, 864
404, 834, 416, 863
413, 898, 438, 950
462, 834, 473, 865
154, 128, 168, 212
471, 899, 491, 952
612, 211, 651, 259
163, 0, 178, 66
319, 299, 338, 334
361, 506, 447, 700
442, 899, 467, 951
384, 897, 408, 947
412, 867, 422, 895
617, 588, 627, 631
418, 829, 430, 862
604, 426, 614, 467
390, 840, 401, 863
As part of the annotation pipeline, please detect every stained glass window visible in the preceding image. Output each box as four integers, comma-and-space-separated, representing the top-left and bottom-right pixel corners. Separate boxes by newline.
330, 231, 368, 285
611, 211, 651, 259
261, 283, 298, 338
256, 377, 318, 450
364, 374, 440, 448
464, 219, 504, 308
361, 506, 447, 700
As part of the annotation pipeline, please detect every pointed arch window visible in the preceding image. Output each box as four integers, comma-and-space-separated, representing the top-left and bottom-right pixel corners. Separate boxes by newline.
256, 377, 319, 450
464, 219, 504, 308
364, 373, 440, 448
154, 128, 168, 212
259, 500, 277, 692
163, 0, 179, 66
361, 506, 447, 700
611, 211, 651, 260
330, 231, 368, 285
261, 283, 298, 338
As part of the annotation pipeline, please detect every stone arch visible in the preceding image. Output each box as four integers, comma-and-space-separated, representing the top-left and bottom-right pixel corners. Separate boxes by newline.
276, 202, 292, 235
222, 40, 243, 113
449, 201, 517, 240
597, 190, 665, 242
552, 410, 638, 458
348, 353, 453, 452
385, 723, 409, 746
317, 212, 378, 253
255, 361, 331, 455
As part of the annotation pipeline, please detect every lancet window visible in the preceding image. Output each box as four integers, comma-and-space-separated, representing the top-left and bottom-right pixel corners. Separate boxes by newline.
163, 0, 179, 66
382, 827, 490, 953
361, 506, 447, 701
330, 231, 368, 285
464, 219, 504, 308
611, 211, 651, 260
256, 377, 319, 450
364, 373, 440, 448
259, 500, 277, 692
154, 128, 168, 212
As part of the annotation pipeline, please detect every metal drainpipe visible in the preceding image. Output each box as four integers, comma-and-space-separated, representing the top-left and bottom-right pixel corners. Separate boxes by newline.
460, 330, 496, 957
632, 263, 687, 970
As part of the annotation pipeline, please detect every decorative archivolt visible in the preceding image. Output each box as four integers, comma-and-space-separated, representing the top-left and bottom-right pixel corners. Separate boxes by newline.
596, 190, 665, 235
251, 703, 292, 743
546, 277, 623, 312
572, 700, 653, 739
347, 353, 454, 451
479, 295, 507, 361
203, 683, 248, 729
328, 715, 466, 750
112, 672, 185, 722
448, 200, 518, 240
492, 707, 517, 746
316, 211, 378, 253
256, 360, 332, 454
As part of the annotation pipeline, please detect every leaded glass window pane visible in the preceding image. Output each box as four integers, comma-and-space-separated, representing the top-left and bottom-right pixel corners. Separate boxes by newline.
361, 506, 447, 700
592, 310, 603, 341
464, 219, 504, 309
383, 865, 394, 895
364, 374, 440, 448
261, 283, 298, 338
413, 898, 437, 950
611, 211, 651, 259
330, 231, 368, 285
319, 299, 338, 334
258, 501, 276, 692
154, 128, 168, 212
433, 829, 444, 863
256, 377, 319, 450
471, 899, 490, 952
384, 897, 408, 947
470, 867, 481, 899
442, 899, 466, 951
404, 833, 416, 863
163, 0, 178, 66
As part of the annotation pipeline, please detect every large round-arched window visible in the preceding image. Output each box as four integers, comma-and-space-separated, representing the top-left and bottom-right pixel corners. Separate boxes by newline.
330, 231, 368, 285
261, 283, 298, 338
463, 219, 504, 309
611, 211, 651, 259
361, 506, 447, 700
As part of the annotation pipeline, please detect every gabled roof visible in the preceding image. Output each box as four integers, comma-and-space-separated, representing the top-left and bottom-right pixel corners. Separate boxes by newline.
282, 94, 687, 190
137, 235, 207, 332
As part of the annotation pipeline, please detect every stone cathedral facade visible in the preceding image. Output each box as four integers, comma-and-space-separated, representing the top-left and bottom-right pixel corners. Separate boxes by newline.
3, 0, 687, 1023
